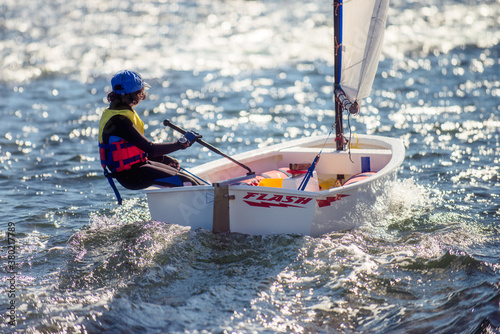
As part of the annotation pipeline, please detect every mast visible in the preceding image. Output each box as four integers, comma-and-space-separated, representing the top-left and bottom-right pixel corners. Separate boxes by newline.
333, 0, 389, 151
333, 0, 344, 151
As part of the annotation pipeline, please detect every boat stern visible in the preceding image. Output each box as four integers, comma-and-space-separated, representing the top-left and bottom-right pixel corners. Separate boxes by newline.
145, 185, 214, 231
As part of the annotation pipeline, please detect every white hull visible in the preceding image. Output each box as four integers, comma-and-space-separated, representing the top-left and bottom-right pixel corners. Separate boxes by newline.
145, 134, 404, 237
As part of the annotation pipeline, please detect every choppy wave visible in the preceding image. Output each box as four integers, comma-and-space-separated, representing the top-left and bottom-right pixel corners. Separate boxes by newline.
4, 176, 499, 333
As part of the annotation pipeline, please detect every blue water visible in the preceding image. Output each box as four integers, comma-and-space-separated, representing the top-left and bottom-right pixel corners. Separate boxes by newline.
1, 0, 499, 332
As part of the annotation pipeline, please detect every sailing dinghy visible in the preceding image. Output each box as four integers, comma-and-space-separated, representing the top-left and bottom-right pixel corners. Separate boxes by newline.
145, 0, 405, 236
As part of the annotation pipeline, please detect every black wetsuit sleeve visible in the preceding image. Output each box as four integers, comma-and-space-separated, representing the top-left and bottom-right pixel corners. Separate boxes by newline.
103, 115, 183, 158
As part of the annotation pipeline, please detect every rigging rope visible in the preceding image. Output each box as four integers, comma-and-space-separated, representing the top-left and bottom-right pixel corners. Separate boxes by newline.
298, 92, 359, 190
298, 125, 335, 191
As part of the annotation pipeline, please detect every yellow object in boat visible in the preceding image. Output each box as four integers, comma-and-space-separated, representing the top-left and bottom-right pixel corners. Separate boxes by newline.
319, 178, 337, 190
258, 178, 283, 188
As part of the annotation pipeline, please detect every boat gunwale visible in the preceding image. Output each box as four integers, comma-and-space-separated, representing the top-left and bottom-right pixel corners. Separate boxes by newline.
145, 134, 405, 197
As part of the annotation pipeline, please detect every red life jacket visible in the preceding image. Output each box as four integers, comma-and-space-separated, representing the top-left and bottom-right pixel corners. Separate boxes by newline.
99, 138, 147, 173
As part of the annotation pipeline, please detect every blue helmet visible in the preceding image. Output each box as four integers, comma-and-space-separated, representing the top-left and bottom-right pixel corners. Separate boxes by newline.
111, 70, 150, 95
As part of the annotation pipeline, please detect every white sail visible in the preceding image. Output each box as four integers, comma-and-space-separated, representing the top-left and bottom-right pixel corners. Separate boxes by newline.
339, 0, 390, 104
